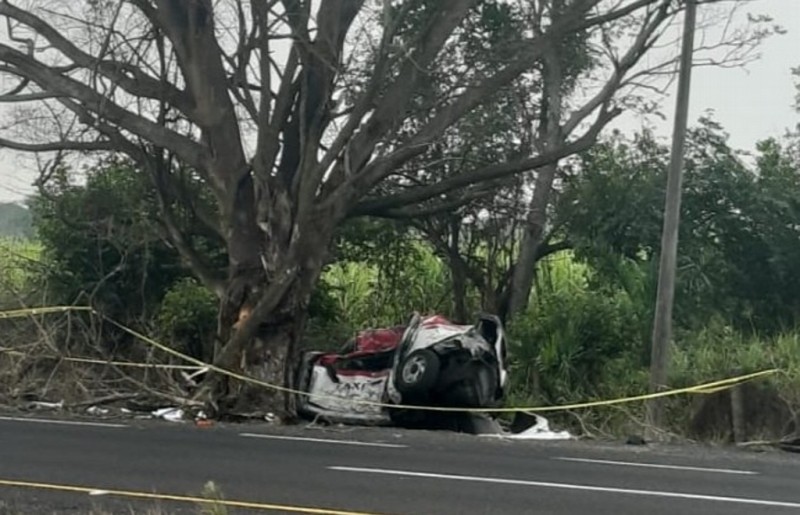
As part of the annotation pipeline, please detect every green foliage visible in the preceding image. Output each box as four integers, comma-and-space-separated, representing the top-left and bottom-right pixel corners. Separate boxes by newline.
156, 278, 218, 359
507, 253, 647, 405
0, 238, 42, 307
324, 241, 450, 330
0, 203, 33, 238
671, 319, 800, 387
667, 320, 800, 436
25, 157, 227, 329
29, 159, 183, 318
560, 119, 800, 334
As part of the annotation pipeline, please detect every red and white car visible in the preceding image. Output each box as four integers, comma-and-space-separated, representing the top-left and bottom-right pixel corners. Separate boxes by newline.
294, 313, 509, 425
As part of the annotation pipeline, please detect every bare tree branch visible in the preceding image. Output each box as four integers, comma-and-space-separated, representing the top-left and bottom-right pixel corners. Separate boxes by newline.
0, 136, 114, 152
351, 105, 620, 216
0, 2, 196, 118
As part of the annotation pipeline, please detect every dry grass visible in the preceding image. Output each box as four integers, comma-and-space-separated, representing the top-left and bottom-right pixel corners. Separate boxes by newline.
0, 306, 202, 417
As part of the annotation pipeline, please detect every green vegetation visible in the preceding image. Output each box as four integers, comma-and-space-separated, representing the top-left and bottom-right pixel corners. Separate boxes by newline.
0, 0, 789, 435
2, 116, 800, 441
0, 238, 42, 307
0, 202, 33, 238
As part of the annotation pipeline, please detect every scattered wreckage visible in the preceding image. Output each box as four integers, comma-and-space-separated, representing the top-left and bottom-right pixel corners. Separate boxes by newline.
294, 312, 569, 438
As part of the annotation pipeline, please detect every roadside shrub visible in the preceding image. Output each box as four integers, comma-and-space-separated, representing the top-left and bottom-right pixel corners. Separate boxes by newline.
156, 278, 218, 360
0, 238, 44, 308
507, 253, 646, 405
323, 242, 450, 330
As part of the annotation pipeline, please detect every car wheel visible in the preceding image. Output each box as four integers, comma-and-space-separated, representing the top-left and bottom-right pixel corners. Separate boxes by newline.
396, 349, 440, 396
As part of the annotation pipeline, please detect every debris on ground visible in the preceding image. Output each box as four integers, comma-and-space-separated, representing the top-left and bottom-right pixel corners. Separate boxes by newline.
151, 406, 185, 422
85, 405, 110, 416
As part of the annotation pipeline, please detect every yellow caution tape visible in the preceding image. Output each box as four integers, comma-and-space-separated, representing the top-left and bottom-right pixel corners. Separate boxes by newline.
0, 305, 781, 414
0, 477, 385, 515
0, 346, 203, 370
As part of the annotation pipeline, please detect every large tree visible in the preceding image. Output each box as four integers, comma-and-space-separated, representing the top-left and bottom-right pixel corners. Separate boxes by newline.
0, 0, 764, 414
358, 1, 772, 322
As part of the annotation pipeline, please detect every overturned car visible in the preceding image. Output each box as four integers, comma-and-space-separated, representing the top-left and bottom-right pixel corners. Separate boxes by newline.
294, 313, 509, 426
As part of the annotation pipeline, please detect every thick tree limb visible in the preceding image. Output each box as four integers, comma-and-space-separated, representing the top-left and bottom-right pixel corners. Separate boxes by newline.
151, 168, 226, 298
331, 0, 481, 190
312, 0, 417, 187
0, 91, 61, 102
0, 136, 115, 152
0, 43, 211, 171
350, 106, 619, 216
291, 0, 365, 215
363, 184, 499, 219
154, 0, 249, 194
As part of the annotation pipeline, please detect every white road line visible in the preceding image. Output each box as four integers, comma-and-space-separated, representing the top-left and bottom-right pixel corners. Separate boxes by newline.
0, 416, 127, 428
554, 457, 758, 475
329, 466, 800, 509
240, 433, 407, 448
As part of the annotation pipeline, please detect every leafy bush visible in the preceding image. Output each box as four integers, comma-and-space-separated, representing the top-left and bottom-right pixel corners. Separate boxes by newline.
507, 253, 647, 405
29, 160, 187, 320
323, 241, 451, 330
0, 238, 43, 307
156, 278, 218, 360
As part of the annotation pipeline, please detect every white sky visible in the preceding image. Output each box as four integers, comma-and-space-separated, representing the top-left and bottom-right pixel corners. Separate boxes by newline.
612, 0, 800, 151
0, 0, 797, 204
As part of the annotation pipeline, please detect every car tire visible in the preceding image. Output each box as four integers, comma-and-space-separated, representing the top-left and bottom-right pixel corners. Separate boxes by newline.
395, 349, 440, 396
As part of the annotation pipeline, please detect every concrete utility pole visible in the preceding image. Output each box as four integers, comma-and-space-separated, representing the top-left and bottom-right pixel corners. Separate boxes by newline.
646, 0, 698, 435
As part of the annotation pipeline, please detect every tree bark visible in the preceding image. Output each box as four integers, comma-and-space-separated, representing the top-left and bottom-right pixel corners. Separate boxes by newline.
447, 219, 470, 322
507, 163, 558, 316
507, 37, 565, 317
207, 254, 326, 419
200, 176, 336, 419
449, 252, 469, 323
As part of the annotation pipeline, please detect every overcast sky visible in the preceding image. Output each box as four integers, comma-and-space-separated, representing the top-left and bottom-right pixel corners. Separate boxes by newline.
0, 0, 797, 204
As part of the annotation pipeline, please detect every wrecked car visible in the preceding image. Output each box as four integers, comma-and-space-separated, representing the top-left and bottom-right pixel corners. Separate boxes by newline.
294, 313, 509, 426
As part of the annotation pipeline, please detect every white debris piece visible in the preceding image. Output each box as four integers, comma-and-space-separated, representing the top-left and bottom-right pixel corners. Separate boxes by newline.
28, 400, 64, 410
506, 414, 573, 440
151, 407, 185, 422
480, 413, 573, 441
86, 406, 110, 416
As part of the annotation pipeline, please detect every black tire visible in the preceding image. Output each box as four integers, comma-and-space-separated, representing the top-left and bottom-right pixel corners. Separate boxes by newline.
395, 349, 440, 396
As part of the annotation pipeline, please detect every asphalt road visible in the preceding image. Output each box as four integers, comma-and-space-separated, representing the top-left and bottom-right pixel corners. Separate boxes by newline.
0, 414, 799, 514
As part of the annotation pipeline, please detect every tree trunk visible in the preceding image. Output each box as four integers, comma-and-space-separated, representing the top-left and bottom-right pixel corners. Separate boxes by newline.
507, 40, 564, 319
447, 219, 469, 322
449, 252, 469, 323
507, 163, 558, 316
199, 176, 334, 420
206, 257, 325, 419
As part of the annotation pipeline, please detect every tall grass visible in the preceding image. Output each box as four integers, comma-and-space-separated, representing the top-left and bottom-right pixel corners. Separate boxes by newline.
323, 242, 451, 330
508, 252, 647, 404
0, 238, 43, 307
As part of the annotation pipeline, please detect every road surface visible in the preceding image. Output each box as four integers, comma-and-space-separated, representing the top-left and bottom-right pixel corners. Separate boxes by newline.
0, 413, 799, 514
